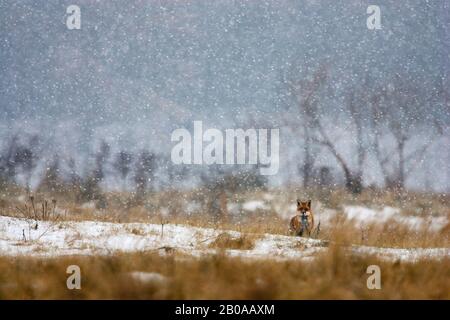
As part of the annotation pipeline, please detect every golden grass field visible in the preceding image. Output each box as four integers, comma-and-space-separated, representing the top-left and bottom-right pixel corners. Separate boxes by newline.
0, 247, 448, 299
0, 185, 449, 299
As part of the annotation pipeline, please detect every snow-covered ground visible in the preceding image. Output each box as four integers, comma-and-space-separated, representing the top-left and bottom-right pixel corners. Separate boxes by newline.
245, 198, 448, 232
341, 206, 448, 231
0, 215, 448, 262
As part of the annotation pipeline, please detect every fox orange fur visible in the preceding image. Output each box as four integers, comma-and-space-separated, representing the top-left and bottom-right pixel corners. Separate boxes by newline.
290, 200, 314, 237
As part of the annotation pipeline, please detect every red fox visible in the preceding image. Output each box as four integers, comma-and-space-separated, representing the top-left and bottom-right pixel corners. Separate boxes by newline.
290, 200, 314, 237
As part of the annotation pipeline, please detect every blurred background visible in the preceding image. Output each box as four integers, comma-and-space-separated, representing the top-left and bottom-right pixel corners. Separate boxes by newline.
0, 0, 449, 196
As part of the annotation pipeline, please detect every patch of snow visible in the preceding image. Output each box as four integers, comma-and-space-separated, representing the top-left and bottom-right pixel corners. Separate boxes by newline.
128, 271, 168, 284
186, 201, 201, 214
351, 245, 450, 263
262, 193, 274, 201
343, 206, 448, 231
0, 215, 448, 262
226, 202, 240, 215
160, 207, 170, 217
242, 200, 268, 211
345, 206, 398, 223
80, 202, 96, 209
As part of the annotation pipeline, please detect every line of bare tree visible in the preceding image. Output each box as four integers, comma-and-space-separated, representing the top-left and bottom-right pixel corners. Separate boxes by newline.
0, 134, 40, 192
281, 65, 446, 193
0, 137, 159, 201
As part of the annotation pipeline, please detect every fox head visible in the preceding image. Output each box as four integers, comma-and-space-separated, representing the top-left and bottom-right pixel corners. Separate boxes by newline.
297, 199, 311, 214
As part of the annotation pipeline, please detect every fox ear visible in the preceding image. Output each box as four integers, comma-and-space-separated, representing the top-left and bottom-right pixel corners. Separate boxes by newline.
307, 200, 311, 208
297, 199, 300, 205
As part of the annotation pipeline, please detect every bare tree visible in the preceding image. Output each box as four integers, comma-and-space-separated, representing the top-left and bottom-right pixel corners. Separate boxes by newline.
114, 151, 133, 190
0, 134, 39, 189
93, 141, 111, 184
341, 89, 368, 193
66, 157, 83, 202
38, 156, 64, 193
4, 135, 20, 180
0, 135, 19, 187
369, 75, 442, 190
134, 150, 155, 200
13, 135, 40, 193
284, 65, 366, 193
79, 141, 110, 203
67, 157, 82, 188
282, 65, 327, 187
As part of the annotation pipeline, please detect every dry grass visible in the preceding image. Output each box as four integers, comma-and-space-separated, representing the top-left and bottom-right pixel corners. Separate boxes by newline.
0, 185, 448, 299
0, 186, 448, 248
317, 216, 449, 248
208, 232, 258, 250
0, 247, 448, 299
